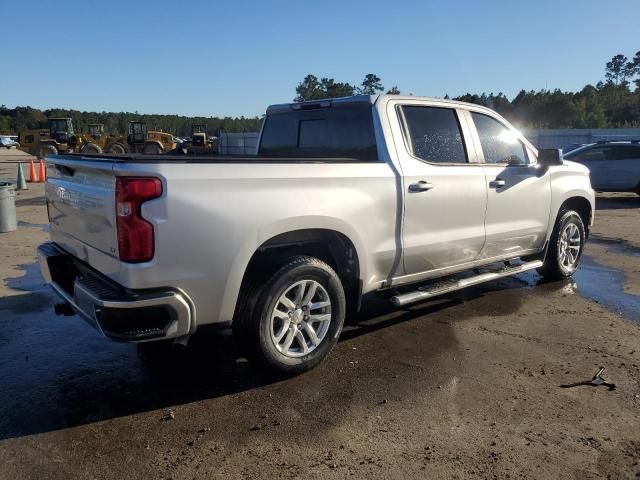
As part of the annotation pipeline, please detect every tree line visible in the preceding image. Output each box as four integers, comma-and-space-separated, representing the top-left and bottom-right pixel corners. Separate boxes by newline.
0, 106, 261, 137
2, 51, 639, 134
294, 50, 640, 128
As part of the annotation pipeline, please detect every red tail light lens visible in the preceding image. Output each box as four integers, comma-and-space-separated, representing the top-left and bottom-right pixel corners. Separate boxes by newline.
116, 177, 162, 263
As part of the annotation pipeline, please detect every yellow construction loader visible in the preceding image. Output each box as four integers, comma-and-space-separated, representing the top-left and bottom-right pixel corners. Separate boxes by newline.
19, 118, 77, 157
185, 124, 218, 154
103, 121, 175, 155
76, 123, 115, 154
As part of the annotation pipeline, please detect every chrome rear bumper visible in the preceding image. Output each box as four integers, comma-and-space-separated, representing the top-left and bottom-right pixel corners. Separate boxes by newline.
37, 242, 193, 342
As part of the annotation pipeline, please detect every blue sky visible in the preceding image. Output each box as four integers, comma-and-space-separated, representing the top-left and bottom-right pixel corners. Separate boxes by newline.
2, 0, 638, 117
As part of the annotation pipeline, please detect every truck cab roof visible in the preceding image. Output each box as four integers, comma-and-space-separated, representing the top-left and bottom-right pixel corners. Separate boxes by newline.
267, 94, 504, 116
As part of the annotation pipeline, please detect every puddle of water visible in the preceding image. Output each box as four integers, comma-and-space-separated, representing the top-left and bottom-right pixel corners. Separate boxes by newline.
4, 262, 49, 293
17, 220, 50, 233
588, 235, 640, 258
572, 255, 640, 324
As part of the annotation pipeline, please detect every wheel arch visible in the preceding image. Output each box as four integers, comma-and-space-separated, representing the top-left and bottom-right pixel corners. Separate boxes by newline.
219, 221, 367, 324
549, 193, 594, 241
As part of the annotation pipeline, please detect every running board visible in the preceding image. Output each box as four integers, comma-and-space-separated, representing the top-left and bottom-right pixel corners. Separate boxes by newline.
390, 260, 543, 307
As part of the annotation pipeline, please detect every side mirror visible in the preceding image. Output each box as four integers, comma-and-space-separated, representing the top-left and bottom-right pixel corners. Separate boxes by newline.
537, 148, 563, 166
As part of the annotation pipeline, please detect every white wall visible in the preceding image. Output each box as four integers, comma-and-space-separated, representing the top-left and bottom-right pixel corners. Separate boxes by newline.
522, 128, 640, 149
217, 132, 259, 155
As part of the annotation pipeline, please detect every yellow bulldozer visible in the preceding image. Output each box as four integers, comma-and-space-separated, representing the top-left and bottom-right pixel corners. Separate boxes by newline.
19, 117, 77, 158
102, 121, 176, 155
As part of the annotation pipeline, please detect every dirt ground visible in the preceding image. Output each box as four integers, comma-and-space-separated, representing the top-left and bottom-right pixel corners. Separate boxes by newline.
0, 150, 639, 479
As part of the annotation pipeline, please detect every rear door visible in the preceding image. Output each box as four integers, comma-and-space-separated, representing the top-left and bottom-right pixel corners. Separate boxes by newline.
466, 111, 551, 259
391, 102, 487, 276
601, 145, 640, 190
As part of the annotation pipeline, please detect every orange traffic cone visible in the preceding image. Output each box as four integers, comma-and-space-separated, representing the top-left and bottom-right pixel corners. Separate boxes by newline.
28, 160, 38, 183
38, 160, 46, 183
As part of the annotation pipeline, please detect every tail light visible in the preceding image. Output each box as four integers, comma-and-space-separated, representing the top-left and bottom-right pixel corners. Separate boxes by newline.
116, 177, 162, 263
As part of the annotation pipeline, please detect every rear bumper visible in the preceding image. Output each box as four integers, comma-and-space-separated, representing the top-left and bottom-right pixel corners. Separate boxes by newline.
37, 242, 193, 342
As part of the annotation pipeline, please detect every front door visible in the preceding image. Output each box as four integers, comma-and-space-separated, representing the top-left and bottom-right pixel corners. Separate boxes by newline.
393, 103, 487, 276
467, 111, 551, 259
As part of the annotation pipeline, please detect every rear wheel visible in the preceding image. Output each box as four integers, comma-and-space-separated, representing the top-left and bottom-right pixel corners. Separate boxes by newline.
143, 143, 163, 155
106, 143, 126, 155
537, 210, 586, 280
234, 256, 346, 375
81, 143, 102, 155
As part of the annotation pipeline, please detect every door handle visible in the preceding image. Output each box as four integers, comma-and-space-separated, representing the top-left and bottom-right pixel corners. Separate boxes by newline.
408, 181, 434, 193
489, 179, 506, 189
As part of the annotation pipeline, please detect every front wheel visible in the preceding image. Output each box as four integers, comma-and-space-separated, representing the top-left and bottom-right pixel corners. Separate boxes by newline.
235, 256, 346, 375
81, 143, 102, 155
39, 144, 58, 158
537, 210, 586, 280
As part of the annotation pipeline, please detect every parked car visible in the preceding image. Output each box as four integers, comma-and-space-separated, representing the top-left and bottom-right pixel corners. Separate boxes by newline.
0, 136, 20, 149
37, 95, 594, 374
563, 141, 640, 195
560, 143, 585, 155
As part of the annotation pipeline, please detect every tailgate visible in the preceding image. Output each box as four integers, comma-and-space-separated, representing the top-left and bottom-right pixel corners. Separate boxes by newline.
45, 156, 119, 260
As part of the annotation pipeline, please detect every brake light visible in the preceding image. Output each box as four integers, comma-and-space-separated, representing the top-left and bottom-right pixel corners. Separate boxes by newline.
115, 177, 162, 263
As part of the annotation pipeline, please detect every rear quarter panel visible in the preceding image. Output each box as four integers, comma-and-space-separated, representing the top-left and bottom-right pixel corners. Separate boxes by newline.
110, 161, 398, 329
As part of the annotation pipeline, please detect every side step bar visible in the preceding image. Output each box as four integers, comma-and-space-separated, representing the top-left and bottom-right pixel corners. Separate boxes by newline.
390, 260, 543, 307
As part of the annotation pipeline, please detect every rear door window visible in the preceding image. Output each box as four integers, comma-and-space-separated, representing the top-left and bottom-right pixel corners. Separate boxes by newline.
471, 112, 528, 165
605, 145, 640, 160
400, 106, 468, 163
259, 104, 378, 161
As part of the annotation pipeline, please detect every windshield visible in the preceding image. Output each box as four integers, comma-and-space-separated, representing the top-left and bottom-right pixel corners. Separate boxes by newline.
49, 119, 73, 134
129, 123, 147, 134
88, 125, 103, 135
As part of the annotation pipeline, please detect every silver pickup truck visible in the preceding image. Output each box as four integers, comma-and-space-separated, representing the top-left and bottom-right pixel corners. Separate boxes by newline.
38, 95, 595, 374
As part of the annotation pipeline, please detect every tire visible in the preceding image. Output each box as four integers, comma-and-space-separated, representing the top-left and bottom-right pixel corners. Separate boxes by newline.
81, 143, 103, 155
143, 143, 163, 155
537, 210, 586, 280
39, 144, 58, 158
234, 256, 346, 375
106, 143, 126, 155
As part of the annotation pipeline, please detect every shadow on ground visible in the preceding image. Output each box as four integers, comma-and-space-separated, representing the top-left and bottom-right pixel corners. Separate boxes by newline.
596, 195, 640, 210
0, 257, 617, 441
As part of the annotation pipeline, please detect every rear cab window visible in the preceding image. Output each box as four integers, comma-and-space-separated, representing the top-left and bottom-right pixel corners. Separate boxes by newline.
259, 103, 378, 161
